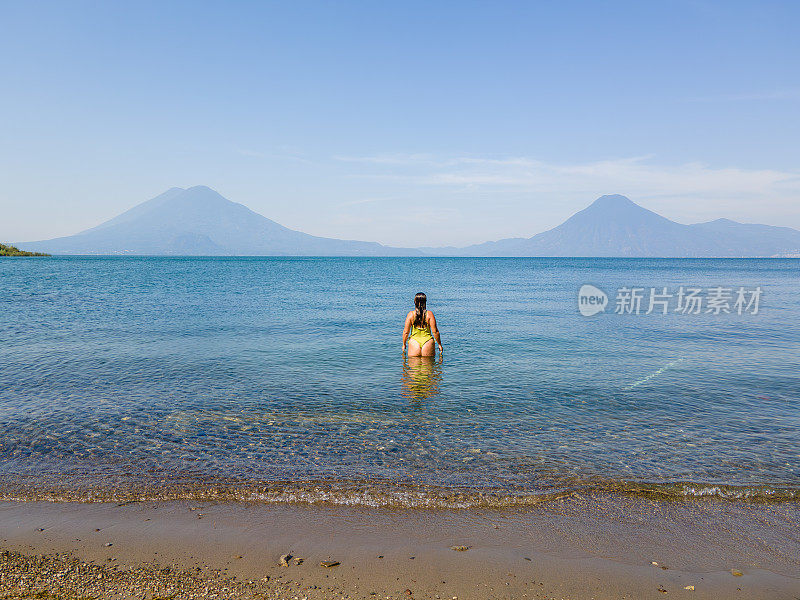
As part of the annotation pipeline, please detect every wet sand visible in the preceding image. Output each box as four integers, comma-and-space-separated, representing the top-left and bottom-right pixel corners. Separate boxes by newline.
1, 494, 798, 599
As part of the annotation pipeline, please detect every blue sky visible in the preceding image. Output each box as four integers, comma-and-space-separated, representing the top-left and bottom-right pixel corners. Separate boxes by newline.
2, 1, 799, 246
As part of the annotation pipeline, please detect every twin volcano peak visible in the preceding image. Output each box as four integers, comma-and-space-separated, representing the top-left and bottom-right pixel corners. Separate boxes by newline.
16, 188, 800, 257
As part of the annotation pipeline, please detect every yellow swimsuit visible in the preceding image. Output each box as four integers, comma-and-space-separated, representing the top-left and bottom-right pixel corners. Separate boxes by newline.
409, 319, 433, 347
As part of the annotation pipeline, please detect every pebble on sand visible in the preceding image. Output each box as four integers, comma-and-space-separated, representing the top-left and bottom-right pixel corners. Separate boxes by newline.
320, 560, 340, 568
731, 569, 743, 577
0, 548, 309, 600
279, 554, 292, 567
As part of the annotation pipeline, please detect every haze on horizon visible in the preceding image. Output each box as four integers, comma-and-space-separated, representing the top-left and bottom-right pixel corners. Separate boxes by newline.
1, 1, 799, 247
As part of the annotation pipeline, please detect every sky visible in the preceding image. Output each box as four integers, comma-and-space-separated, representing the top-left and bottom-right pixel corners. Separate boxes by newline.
1, 0, 799, 247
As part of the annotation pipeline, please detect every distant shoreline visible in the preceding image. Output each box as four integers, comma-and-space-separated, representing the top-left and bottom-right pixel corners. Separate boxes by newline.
0, 243, 49, 257
4, 253, 800, 259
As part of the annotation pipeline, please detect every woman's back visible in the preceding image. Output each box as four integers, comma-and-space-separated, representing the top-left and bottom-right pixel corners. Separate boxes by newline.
409, 310, 432, 333
403, 292, 442, 358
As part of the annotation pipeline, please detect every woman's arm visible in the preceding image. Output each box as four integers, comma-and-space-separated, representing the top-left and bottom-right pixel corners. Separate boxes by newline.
428, 311, 443, 354
401, 312, 411, 353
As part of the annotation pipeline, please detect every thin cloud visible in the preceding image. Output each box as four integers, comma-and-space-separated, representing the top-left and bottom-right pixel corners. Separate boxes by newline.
344, 154, 798, 193
336, 153, 800, 225
334, 153, 442, 166
685, 90, 800, 102
235, 147, 315, 163
337, 197, 385, 207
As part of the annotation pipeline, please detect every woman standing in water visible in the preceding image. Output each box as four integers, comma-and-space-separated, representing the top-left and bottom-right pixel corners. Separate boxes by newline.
402, 292, 443, 357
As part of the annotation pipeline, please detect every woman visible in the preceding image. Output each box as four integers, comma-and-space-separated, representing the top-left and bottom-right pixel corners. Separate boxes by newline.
402, 292, 443, 357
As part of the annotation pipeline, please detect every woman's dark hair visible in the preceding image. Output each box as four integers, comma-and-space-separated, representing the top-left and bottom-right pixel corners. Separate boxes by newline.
413, 292, 427, 328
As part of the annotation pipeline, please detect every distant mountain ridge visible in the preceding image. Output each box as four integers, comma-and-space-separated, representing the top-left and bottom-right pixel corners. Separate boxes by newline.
20, 186, 421, 256
426, 194, 800, 257
18, 188, 800, 257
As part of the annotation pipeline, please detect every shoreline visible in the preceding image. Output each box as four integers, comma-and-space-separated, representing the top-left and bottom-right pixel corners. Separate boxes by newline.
1, 494, 798, 599
2, 475, 797, 507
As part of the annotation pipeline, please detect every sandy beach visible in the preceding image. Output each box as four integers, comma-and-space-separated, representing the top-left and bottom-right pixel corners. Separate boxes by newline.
1, 494, 798, 599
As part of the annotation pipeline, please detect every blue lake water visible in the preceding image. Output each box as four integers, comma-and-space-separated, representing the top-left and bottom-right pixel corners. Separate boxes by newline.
1, 257, 798, 507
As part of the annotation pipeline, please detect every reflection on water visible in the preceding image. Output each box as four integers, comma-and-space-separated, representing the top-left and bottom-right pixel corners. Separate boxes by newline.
401, 355, 443, 401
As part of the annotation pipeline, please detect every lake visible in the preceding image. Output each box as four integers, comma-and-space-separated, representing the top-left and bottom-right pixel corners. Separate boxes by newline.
1, 257, 798, 507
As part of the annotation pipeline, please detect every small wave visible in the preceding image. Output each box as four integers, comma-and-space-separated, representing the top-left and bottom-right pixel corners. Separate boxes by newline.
0, 480, 574, 508
0, 477, 797, 508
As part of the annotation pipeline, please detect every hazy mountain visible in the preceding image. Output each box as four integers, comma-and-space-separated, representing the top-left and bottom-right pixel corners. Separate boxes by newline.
20, 186, 421, 256
438, 194, 800, 257
19, 190, 800, 257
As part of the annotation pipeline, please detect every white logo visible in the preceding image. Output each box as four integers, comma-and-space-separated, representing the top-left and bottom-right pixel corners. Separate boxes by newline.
578, 284, 608, 316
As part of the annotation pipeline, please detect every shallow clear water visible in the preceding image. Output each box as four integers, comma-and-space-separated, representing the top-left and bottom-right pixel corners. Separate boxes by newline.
1, 257, 798, 506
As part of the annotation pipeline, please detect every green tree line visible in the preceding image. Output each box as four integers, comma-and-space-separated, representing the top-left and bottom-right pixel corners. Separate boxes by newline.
0, 243, 50, 257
